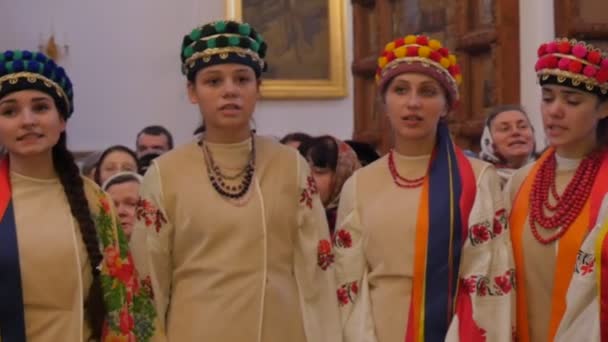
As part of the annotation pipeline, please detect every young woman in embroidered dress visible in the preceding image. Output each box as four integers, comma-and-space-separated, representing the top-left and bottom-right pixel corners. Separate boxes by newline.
333, 35, 515, 342
507, 38, 608, 342
0, 50, 157, 341
129, 20, 341, 341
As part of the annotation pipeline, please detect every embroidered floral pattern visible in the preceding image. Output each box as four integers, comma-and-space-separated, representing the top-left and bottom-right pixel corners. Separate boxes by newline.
469, 209, 508, 246
333, 229, 353, 248
93, 191, 157, 342
461, 269, 516, 296
136, 198, 167, 233
575, 250, 595, 276
337, 281, 359, 306
300, 175, 319, 209
317, 239, 334, 270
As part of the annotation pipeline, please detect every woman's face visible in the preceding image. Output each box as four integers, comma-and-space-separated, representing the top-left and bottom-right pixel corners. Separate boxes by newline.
106, 180, 139, 239
384, 73, 448, 143
0, 90, 65, 158
98, 151, 137, 185
188, 63, 259, 135
489, 110, 535, 165
311, 166, 335, 207
541, 84, 608, 157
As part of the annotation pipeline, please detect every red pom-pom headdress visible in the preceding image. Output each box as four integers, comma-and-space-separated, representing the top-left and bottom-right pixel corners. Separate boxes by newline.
376, 35, 462, 108
536, 38, 608, 97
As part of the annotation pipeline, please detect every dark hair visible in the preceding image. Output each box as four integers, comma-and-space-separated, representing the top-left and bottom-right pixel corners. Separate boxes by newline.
136, 125, 174, 150
280, 132, 313, 146
52, 133, 105, 339
94, 145, 139, 185
485, 104, 532, 130
302, 135, 339, 171
597, 98, 608, 147
103, 173, 141, 191
345, 140, 380, 166
138, 151, 162, 175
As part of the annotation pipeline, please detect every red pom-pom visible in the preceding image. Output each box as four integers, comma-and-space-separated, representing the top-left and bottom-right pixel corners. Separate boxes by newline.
438, 47, 450, 57
602, 59, 608, 69
587, 51, 602, 65
394, 38, 405, 48
596, 68, 608, 83
406, 46, 419, 57
546, 56, 559, 68
386, 51, 396, 61
430, 51, 442, 62
583, 65, 597, 77
416, 35, 429, 46
558, 58, 570, 70
537, 44, 548, 57
558, 41, 571, 54
535, 59, 546, 71
546, 42, 558, 53
451, 64, 461, 74
568, 60, 583, 73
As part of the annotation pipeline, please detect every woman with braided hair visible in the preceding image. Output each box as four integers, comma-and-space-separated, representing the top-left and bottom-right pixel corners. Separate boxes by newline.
0, 50, 158, 341
129, 20, 341, 341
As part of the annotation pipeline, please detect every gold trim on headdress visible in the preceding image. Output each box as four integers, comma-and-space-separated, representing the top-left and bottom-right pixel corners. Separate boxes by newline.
538, 69, 608, 94
0, 71, 70, 112
381, 56, 459, 98
183, 46, 265, 73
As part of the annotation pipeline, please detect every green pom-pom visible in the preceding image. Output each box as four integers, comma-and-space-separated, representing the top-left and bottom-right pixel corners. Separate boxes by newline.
255, 33, 264, 44
189, 28, 202, 41
37, 62, 44, 74
5, 61, 14, 73
207, 38, 216, 49
228, 36, 239, 46
183, 46, 194, 58
250, 41, 260, 52
60, 78, 66, 88
239, 23, 251, 36
214, 21, 226, 33
0, 54, 5, 63
13, 50, 23, 61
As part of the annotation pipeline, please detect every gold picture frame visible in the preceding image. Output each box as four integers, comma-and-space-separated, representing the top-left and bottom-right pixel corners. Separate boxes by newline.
225, 0, 347, 99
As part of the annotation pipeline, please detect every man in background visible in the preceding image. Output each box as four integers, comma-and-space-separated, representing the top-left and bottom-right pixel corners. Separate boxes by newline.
136, 125, 174, 174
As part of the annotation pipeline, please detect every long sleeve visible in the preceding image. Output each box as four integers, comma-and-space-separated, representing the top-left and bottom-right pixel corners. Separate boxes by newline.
293, 154, 343, 342
446, 165, 516, 341
333, 174, 377, 342
130, 163, 172, 337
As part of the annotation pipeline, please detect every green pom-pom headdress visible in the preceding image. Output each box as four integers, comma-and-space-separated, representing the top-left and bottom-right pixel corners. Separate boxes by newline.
180, 20, 268, 80
0, 50, 73, 119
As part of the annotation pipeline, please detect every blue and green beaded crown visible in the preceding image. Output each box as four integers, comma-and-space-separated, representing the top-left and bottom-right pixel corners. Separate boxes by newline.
0, 50, 73, 118
180, 20, 268, 80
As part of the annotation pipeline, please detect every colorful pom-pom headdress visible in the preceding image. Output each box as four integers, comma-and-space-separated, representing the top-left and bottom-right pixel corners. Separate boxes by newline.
180, 20, 268, 80
0, 50, 73, 118
376, 35, 462, 107
535, 38, 608, 97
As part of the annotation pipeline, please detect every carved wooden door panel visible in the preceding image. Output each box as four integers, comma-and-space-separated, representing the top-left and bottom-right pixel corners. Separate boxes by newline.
351, 0, 520, 153
555, 0, 608, 47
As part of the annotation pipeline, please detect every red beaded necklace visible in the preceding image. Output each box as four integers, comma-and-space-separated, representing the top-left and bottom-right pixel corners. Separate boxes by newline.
529, 151, 603, 244
388, 149, 427, 188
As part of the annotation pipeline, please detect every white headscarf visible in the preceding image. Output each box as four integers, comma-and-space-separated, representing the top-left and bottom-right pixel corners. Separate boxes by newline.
101, 171, 143, 191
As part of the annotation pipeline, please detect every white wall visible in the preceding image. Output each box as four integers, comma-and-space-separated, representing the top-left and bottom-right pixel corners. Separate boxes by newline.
519, 0, 555, 149
0, 0, 354, 151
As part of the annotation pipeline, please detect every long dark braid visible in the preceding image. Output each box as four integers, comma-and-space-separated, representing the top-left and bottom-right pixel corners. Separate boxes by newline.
52, 132, 106, 338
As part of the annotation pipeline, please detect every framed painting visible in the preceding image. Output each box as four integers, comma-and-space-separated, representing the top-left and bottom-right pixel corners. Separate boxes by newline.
225, 0, 347, 99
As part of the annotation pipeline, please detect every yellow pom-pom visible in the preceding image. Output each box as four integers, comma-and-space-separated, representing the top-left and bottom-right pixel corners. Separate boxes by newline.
418, 46, 431, 58
440, 57, 451, 68
455, 74, 463, 85
385, 41, 396, 52
394, 46, 407, 58
404, 35, 417, 44
378, 56, 388, 69
449, 54, 457, 66
429, 39, 442, 50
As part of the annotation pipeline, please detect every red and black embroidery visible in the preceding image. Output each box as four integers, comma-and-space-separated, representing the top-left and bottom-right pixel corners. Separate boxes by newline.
317, 239, 334, 270
136, 198, 167, 233
461, 269, 515, 296
575, 250, 595, 276
300, 175, 318, 209
333, 229, 353, 248
337, 281, 358, 306
469, 209, 508, 246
